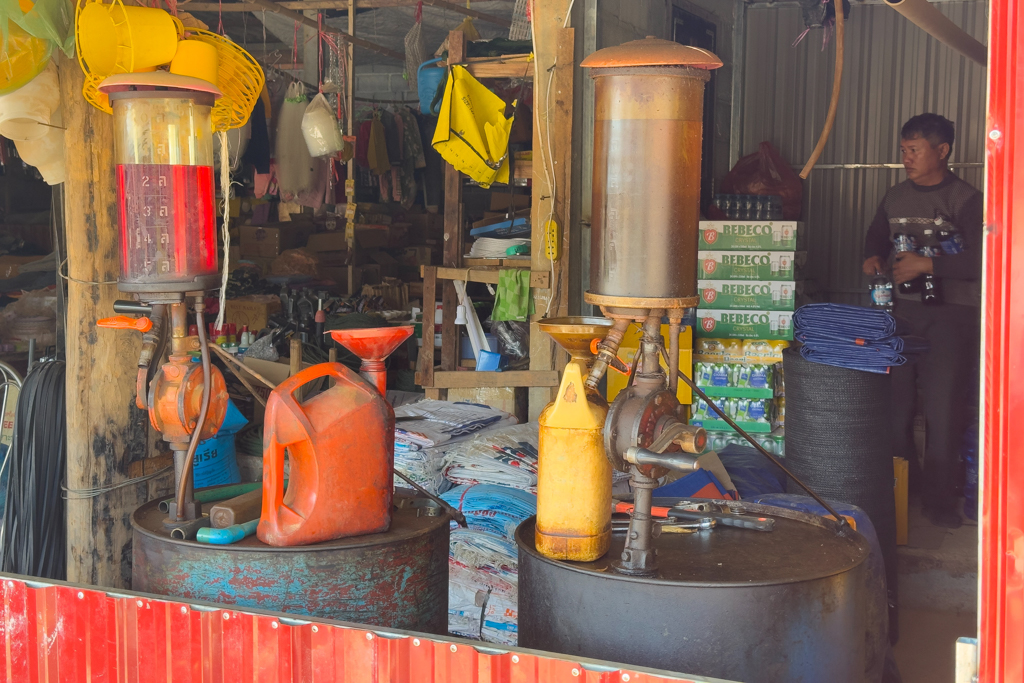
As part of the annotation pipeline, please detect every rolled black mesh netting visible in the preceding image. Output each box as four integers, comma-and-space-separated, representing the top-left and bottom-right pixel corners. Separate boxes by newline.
783, 348, 898, 642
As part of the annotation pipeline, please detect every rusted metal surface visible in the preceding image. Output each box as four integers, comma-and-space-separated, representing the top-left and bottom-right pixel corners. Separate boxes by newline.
0, 572, 730, 682
586, 63, 713, 303
518, 503, 869, 683
132, 498, 450, 634
580, 36, 723, 69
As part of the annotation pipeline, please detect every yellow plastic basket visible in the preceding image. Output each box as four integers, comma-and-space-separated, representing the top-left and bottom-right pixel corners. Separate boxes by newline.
76, 0, 183, 114
75, 1, 263, 131
181, 28, 264, 132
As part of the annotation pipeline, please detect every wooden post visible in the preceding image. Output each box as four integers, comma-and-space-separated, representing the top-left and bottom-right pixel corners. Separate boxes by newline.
59, 55, 152, 588
528, 6, 575, 419
438, 30, 467, 402
346, 0, 356, 296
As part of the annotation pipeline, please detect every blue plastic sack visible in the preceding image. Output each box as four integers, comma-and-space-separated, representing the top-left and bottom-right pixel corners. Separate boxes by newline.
193, 400, 248, 488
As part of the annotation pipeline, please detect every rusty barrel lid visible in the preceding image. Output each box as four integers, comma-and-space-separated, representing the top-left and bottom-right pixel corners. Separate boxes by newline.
581, 36, 723, 70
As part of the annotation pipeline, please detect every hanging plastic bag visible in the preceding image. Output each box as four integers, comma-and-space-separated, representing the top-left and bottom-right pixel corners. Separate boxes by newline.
0, 0, 73, 57
301, 92, 344, 157
14, 104, 64, 184
276, 81, 315, 195
0, 60, 58, 140
404, 1, 425, 90
719, 141, 804, 221
432, 65, 513, 188
0, 18, 51, 96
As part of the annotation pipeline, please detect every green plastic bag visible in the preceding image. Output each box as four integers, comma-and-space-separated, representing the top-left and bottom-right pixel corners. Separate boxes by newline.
1, 0, 74, 57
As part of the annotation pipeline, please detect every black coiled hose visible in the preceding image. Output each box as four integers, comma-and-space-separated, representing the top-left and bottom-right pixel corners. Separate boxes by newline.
0, 360, 66, 579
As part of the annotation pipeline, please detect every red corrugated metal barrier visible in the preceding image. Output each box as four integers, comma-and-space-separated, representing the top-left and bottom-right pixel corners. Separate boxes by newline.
981, 1, 1024, 681
0, 574, 709, 683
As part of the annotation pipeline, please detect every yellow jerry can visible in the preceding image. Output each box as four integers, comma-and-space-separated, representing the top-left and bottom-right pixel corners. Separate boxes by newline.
536, 361, 611, 562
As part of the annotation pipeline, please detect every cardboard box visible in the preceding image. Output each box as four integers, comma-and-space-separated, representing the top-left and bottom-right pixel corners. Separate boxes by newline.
320, 266, 363, 293
306, 231, 349, 253
489, 191, 530, 212
224, 295, 281, 331
698, 280, 797, 310
399, 246, 437, 267
695, 310, 794, 340
317, 250, 350, 267
699, 221, 800, 251
403, 213, 444, 242
353, 224, 406, 250
366, 251, 398, 278
698, 251, 796, 281
361, 263, 382, 285
0, 255, 45, 279
240, 225, 312, 258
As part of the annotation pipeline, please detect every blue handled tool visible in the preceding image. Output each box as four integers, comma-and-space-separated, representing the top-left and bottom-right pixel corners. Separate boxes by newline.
196, 519, 259, 545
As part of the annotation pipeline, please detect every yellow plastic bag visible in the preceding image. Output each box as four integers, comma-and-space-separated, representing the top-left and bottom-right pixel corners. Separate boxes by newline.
0, 18, 51, 96
431, 64, 513, 188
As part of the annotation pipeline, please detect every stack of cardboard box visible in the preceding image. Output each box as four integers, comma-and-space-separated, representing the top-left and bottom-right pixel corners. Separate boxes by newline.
691, 219, 800, 456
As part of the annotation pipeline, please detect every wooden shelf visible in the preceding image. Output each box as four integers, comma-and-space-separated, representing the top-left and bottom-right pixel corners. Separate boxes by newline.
462, 257, 532, 267
442, 54, 534, 79
417, 370, 559, 389
421, 265, 549, 288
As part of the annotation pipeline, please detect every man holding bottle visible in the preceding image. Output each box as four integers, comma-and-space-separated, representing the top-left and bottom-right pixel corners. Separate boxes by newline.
862, 113, 982, 528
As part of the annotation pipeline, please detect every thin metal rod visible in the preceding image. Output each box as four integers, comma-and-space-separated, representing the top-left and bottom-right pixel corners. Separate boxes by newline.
218, 355, 267, 407
175, 303, 212, 521
210, 343, 277, 389
660, 345, 848, 529
393, 469, 468, 527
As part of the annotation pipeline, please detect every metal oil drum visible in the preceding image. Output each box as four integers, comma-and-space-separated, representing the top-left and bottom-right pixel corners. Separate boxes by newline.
582, 38, 722, 308
517, 500, 869, 683
132, 495, 449, 633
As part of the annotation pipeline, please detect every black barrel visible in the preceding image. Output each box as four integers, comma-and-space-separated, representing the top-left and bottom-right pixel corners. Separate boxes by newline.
783, 348, 898, 641
517, 501, 869, 683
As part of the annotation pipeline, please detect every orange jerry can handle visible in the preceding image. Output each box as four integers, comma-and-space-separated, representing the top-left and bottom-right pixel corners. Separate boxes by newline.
261, 362, 357, 527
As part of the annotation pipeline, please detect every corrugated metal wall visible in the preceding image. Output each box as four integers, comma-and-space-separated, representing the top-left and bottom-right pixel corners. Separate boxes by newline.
739, 0, 987, 304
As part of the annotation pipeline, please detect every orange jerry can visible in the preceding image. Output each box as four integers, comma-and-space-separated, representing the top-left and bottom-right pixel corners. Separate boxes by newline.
258, 363, 394, 547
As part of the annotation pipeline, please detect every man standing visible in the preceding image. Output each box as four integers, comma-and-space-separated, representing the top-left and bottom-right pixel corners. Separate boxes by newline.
863, 113, 982, 528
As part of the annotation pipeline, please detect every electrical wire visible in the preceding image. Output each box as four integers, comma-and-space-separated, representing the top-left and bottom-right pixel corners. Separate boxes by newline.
0, 361, 67, 579
62, 466, 172, 500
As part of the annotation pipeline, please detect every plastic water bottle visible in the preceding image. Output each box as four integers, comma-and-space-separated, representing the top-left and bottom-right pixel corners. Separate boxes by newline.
962, 423, 979, 521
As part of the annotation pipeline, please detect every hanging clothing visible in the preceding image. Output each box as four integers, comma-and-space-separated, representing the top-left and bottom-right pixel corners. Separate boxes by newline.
397, 107, 427, 170
242, 98, 271, 174
356, 119, 373, 168
368, 116, 390, 175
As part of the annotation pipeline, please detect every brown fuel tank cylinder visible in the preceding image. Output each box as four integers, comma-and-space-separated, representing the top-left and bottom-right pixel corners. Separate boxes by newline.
582, 38, 722, 306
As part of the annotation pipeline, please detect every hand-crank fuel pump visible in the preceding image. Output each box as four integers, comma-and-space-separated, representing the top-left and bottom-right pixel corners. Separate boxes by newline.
95, 73, 229, 528
536, 38, 724, 576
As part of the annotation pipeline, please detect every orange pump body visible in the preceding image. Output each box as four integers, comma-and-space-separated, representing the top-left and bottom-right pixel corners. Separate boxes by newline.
258, 363, 394, 547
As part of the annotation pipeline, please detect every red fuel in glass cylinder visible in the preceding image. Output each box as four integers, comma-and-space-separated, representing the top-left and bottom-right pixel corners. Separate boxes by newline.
104, 76, 221, 295
117, 164, 217, 292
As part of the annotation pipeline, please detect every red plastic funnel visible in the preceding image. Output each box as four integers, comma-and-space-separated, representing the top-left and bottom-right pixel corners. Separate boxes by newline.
329, 326, 415, 395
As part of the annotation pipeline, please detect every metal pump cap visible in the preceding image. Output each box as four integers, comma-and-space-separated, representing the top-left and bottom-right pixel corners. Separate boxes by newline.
580, 36, 723, 70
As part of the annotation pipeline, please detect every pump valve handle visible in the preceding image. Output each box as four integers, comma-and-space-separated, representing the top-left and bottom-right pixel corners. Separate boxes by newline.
97, 316, 153, 333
